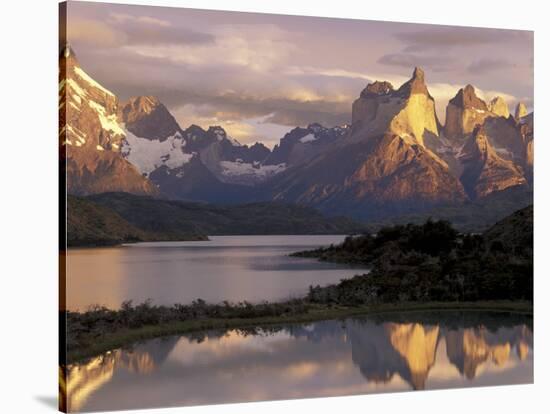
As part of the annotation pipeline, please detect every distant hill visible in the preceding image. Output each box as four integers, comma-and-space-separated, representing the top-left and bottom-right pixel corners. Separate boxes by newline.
67, 192, 367, 247
67, 195, 208, 246
87, 192, 366, 236
484, 204, 533, 257
364, 186, 532, 233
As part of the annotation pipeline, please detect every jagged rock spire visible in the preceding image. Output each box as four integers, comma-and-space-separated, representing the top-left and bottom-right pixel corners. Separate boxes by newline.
488, 96, 510, 118
449, 84, 488, 110
360, 81, 394, 98
396, 66, 430, 97
515, 102, 528, 120
412, 66, 425, 81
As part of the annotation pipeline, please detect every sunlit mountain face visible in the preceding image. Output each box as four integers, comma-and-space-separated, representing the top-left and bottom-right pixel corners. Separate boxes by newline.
60, 1, 533, 221
62, 312, 533, 412
59, 4, 533, 412
62, 2, 533, 148
60, 44, 533, 219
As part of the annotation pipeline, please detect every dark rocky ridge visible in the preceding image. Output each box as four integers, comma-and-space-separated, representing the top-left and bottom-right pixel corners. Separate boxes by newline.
119, 96, 183, 141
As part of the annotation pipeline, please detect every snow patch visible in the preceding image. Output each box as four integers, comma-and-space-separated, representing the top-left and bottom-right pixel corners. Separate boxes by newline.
74, 66, 115, 97
67, 79, 87, 100
226, 136, 241, 146
121, 128, 193, 175
299, 133, 317, 143
220, 160, 286, 180
67, 125, 86, 144
88, 100, 125, 136
214, 130, 225, 141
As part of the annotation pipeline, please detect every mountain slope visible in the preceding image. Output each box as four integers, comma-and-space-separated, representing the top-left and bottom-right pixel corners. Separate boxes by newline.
85, 192, 366, 236
443, 84, 492, 143
67, 195, 145, 246
61, 48, 534, 223
459, 125, 527, 199
265, 68, 466, 220
59, 46, 158, 196
119, 96, 183, 141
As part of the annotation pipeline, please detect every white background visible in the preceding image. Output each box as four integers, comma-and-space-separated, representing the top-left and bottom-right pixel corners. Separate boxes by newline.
0, 0, 547, 413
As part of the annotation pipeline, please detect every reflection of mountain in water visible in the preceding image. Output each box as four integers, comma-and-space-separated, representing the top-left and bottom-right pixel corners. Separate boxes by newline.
347, 321, 439, 390
445, 325, 533, 379
63, 337, 178, 412
345, 318, 531, 390
62, 312, 532, 411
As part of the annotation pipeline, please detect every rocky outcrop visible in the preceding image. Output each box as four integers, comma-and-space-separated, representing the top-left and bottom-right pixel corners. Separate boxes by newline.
119, 96, 183, 141
264, 123, 349, 167
443, 84, 491, 142
352, 67, 439, 148
59, 46, 158, 196
266, 67, 465, 220
515, 102, 528, 120
518, 112, 534, 179
459, 125, 527, 198
488, 96, 510, 118
482, 116, 525, 163
181, 125, 278, 186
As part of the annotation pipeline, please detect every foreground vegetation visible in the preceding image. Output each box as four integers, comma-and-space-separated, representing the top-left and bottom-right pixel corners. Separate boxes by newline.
63, 205, 532, 363
294, 205, 532, 304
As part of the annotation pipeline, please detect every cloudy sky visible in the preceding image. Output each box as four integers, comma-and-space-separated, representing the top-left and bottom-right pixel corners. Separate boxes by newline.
63, 1, 533, 148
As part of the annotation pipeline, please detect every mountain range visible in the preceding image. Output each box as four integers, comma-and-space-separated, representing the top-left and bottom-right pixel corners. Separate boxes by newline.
59, 46, 533, 222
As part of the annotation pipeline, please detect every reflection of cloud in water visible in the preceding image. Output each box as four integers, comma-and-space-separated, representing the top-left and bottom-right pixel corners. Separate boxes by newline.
64, 312, 533, 411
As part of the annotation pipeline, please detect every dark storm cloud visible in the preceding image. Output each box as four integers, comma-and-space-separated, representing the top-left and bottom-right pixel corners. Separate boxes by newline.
467, 58, 514, 74
395, 27, 532, 52
378, 53, 457, 72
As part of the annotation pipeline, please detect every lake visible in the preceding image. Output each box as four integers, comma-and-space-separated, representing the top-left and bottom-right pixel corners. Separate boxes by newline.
63, 311, 533, 412
66, 235, 368, 311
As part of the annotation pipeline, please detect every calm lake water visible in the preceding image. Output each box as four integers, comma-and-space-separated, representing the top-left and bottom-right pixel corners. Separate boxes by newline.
64, 311, 533, 412
66, 235, 368, 311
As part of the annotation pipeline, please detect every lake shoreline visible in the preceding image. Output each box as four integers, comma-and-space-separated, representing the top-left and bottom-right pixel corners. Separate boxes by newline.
64, 300, 532, 364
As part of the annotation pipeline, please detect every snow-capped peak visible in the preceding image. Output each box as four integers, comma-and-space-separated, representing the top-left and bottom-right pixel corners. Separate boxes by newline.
73, 66, 115, 97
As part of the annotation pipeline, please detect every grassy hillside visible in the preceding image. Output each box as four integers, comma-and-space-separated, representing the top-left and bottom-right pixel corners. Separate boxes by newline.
67, 195, 146, 246
67, 192, 367, 246
66, 195, 206, 247
86, 192, 366, 236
